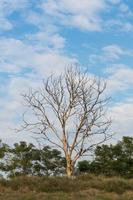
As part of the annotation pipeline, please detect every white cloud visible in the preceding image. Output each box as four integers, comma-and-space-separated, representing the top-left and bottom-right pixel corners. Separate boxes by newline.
119, 3, 129, 13
0, 15, 13, 31
0, 74, 44, 143
42, 0, 106, 16
106, 19, 133, 32
26, 31, 66, 51
110, 100, 133, 137
40, 0, 106, 31
27, 0, 133, 33
102, 44, 132, 59
105, 64, 133, 95
89, 44, 133, 63
106, 64, 133, 138
0, 38, 33, 72
0, 8, 78, 143
0, 0, 29, 31
0, 34, 77, 143
107, 0, 121, 5
0, 0, 133, 145
0, 0, 132, 33
0, 37, 77, 74
0, 0, 29, 11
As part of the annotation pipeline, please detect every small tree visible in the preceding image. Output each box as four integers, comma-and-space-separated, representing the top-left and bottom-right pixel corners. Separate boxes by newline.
0, 140, 66, 177
20, 67, 111, 177
0, 140, 9, 177
4, 141, 35, 177
33, 146, 66, 176
112, 136, 133, 177
91, 144, 114, 176
77, 160, 90, 173
84, 136, 133, 178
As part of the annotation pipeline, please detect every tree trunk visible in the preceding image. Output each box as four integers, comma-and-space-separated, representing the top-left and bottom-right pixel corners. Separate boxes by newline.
66, 155, 73, 177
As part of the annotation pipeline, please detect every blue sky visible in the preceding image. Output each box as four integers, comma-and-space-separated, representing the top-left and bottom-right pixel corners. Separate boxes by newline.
0, 0, 133, 143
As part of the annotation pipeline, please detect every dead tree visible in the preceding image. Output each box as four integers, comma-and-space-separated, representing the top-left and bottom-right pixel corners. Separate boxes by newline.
20, 68, 112, 177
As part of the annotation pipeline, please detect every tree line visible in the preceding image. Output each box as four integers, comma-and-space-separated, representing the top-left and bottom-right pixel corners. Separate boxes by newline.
0, 136, 132, 178
78, 136, 133, 178
0, 141, 66, 178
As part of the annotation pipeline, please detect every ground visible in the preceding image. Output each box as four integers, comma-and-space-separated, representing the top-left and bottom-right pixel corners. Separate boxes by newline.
0, 174, 133, 200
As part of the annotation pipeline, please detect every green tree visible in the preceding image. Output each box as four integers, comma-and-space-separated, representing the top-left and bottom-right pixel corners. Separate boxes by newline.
0, 140, 9, 177
4, 141, 35, 177
1, 141, 66, 177
79, 137, 133, 177
0, 140, 9, 159
77, 160, 90, 173
33, 146, 66, 176
112, 137, 133, 177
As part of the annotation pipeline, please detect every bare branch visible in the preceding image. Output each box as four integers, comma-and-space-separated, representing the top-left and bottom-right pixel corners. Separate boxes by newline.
18, 67, 112, 177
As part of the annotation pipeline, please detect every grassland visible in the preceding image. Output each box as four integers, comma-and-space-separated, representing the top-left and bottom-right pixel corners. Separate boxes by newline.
0, 174, 133, 200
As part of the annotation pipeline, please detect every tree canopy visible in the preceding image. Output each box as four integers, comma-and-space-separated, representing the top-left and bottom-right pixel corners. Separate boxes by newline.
78, 136, 133, 178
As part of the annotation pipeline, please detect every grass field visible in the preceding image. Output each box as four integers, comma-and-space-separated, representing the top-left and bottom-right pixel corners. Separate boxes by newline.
0, 174, 133, 200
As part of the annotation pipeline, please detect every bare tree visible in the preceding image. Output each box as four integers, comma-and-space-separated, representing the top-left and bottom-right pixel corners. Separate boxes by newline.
20, 67, 112, 177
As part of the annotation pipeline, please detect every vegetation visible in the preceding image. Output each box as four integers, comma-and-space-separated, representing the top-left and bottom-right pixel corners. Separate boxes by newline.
0, 175, 133, 200
78, 136, 133, 178
0, 141, 66, 178
0, 137, 132, 199
0, 136, 133, 178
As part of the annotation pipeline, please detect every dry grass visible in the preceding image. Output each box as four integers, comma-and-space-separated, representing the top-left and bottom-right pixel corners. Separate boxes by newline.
0, 175, 133, 200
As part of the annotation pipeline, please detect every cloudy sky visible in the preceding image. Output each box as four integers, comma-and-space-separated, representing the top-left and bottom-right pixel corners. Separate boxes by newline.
0, 0, 133, 144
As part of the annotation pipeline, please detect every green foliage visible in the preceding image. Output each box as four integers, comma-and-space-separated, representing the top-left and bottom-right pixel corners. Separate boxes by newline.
78, 136, 133, 178
2, 141, 36, 177
0, 136, 133, 178
0, 140, 9, 159
0, 141, 66, 178
32, 146, 66, 176
0, 140, 9, 174
77, 160, 90, 173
